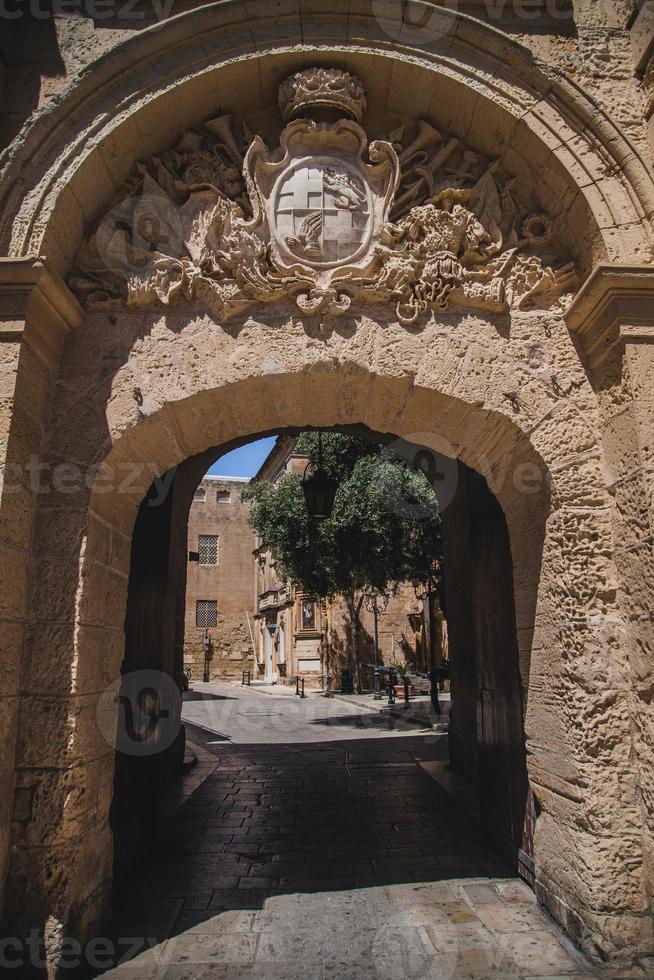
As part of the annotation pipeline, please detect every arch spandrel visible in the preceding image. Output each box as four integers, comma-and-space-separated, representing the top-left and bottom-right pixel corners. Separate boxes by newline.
0, 2, 652, 282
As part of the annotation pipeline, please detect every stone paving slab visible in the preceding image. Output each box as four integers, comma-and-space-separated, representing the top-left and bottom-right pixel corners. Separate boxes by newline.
93, 697, 604, 980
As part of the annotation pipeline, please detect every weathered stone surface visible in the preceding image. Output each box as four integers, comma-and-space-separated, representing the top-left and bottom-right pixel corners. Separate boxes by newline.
0, 6, 652, 975
184, 476, 256, 682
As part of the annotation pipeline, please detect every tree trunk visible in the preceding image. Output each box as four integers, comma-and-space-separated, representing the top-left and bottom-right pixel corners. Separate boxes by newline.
347, 591, 362, 694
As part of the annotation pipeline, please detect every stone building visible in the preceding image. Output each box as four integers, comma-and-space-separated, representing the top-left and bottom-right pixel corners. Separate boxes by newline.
180, 436, 429, 690
184, 475, 256, 682
0, 3, 653, 974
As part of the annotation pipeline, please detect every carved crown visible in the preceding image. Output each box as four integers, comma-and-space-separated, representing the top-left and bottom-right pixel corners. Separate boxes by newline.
278, 68, 367, 123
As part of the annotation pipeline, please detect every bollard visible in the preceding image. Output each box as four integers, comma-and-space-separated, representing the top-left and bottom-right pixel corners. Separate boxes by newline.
295, 675, 306, 698
403, 677, 410, 704
242, 669, 251, 686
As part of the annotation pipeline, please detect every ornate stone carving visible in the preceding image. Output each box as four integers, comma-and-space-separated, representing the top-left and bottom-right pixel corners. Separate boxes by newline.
278, 67, 367, 123
71, 68, 577, 323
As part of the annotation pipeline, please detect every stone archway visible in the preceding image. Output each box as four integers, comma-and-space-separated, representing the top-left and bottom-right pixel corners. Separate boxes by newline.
0, 5, 652, 973
4, 352, 637, 961
110, 423, 532, 895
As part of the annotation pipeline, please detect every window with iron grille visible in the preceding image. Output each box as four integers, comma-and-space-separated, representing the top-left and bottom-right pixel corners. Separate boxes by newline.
193, 487, 206, 502
196, 599, 217, 628
216, 489, 231, 503
198, 534, 219, 566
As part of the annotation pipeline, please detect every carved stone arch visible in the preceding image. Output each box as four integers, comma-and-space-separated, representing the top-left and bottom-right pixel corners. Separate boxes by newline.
10, 286, 644, 959
1, 3, 653, 974
0, 0, 652, 279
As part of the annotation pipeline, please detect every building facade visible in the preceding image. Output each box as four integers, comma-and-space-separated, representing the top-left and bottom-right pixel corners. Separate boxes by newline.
0, 3, 653, 971
182, 438, 431, 689
184, 475, 256, 683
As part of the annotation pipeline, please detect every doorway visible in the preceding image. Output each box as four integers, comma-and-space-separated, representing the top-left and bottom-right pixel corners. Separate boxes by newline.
112, 427, 532, 892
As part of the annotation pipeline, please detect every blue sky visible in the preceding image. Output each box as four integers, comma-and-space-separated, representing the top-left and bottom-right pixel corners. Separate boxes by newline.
207, 436, 277, 479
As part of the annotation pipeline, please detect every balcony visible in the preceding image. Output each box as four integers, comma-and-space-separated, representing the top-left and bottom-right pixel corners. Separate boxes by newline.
258, 586, 289, 611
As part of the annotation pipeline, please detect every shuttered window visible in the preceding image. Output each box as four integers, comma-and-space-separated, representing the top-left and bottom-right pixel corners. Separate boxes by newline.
198, 534, 219, 565
196, 600, 217, 628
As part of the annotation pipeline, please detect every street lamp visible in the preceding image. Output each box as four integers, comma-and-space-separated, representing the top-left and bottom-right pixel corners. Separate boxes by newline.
413, 562, 442, 715
302, 431, 338, 519
363, 589, 390, 700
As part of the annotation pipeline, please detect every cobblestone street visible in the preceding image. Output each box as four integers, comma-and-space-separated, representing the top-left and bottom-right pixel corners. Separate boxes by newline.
100, 685, 600, 979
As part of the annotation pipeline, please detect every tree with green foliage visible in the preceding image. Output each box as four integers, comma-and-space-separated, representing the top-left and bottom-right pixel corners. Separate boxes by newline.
244, 432, 442, 692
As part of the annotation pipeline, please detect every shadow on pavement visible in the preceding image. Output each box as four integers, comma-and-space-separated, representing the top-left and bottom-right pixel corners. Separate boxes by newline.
183, 690, 238, 702
84, 735, 518, 976
308, 712, 430, 731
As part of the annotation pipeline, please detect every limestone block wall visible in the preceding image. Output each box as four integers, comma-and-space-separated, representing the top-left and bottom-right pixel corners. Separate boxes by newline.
183, 475, 256, 682
565, 266, 654, 963
0, 1, 652, 164
0, 2, 652, 972
630, 0, 654, 157
0, 285, 650, 969
0, 263, 81, 929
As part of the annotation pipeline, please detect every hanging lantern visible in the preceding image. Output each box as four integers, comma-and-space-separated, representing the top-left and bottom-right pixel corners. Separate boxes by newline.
302, 431, 338, 519
302, 468, 338, 519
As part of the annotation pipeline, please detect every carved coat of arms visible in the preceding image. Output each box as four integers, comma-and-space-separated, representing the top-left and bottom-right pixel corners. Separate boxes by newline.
71, 68, 577, 323
238, 112, 399, 313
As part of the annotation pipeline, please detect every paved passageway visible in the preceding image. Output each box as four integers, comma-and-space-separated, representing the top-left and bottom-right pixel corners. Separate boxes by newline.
100, 685, 600, 978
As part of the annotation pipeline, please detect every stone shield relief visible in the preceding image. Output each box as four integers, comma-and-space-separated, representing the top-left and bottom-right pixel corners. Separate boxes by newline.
71, 68, 577, 324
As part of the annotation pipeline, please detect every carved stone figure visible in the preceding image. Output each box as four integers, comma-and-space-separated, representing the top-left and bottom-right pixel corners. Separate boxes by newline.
71, 68, 577, 322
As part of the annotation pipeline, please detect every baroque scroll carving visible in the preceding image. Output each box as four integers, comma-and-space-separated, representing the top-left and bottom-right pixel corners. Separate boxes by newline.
71, 69, 577, 324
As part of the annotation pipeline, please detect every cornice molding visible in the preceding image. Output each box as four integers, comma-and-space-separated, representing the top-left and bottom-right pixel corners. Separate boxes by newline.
0, 257, 82, 368
565, 264, 654, 368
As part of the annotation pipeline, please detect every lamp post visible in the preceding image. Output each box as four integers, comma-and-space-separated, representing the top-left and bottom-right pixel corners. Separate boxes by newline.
302, 431, 338, 519
202, 629, 211, 683
413, 563, 441, 715
363, 589, 390, 700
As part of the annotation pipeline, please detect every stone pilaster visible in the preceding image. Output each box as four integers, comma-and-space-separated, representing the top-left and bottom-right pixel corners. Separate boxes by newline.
566, 264, 654, 529
630, 0, 654, 160
566, 265, 654, 945
0, 258, 81, 924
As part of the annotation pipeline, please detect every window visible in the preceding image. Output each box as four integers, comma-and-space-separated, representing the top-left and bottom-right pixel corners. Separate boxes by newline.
216, 489, 231, 503
198, 534, 219, 566
196, 599, 217, 628
193, 487, 206, 502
